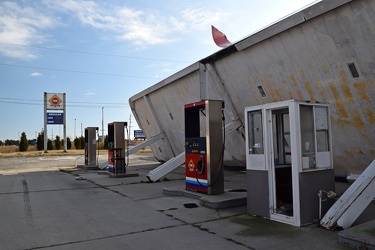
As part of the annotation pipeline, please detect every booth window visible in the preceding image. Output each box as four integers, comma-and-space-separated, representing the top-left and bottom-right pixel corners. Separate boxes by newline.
300, 105, 315, 169
315, 106, 330, 152
248, 111, 264, 154
299, 105, 331, 170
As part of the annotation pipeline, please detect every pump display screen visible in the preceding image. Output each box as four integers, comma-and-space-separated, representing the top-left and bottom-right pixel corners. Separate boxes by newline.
185, 137, 206, 154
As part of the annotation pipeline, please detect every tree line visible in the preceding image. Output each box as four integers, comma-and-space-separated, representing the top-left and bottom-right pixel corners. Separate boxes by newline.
0, 130, 108, 151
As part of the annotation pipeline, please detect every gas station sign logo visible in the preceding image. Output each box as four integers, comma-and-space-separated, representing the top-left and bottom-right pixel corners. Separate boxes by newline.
46, 93, 64, 110
49, 95, 62, 106
188, 159, 195, 172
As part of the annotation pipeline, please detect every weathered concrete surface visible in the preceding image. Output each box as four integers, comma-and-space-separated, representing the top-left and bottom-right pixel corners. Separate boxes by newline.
338, 220, 375, 249
129, 0, 375, 177
0, 154, 374, 249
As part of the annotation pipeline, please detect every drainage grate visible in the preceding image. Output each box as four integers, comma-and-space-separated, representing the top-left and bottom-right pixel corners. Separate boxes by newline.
183, 203, 198, 208
228, 189, 247, 192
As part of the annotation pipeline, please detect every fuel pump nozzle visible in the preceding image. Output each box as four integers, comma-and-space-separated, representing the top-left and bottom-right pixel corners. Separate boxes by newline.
197, 155, 205, 174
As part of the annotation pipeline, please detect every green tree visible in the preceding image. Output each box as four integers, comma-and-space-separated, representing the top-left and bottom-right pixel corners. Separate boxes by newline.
79, 136, 84, 149
19, 132, 29, 152
47, 139, 53, 150
54, 135, 61, 150
74, 137, 82, 149
104, 135, 108, 149
37, 130, 44, 151
61, 137, 72, 150
5, 139, 19, 146
67, 137, 72, 150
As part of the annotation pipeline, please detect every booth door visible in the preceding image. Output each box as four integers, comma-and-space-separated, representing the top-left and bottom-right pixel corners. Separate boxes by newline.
246, 110, 266, 171
269, 109, 294, 222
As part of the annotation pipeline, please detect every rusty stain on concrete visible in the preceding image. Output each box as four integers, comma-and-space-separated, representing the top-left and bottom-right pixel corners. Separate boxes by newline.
339, 68, 355, 104
299, 68, 316, 101
296, 89, 304, 100
366, 108, 375, 125
327, 81, 349, 119
315, 81, 328, 101
354, 81, 371, 102
352, 110, 365, 128
303, 81, 315, 101
290, 75, 298, 87
287, 89, 294, 99
344, 149, 354, 157
322, 64, 330, 75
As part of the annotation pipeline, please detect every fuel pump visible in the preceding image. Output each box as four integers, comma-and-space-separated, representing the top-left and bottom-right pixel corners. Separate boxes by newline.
84, 127, 99, 168
107, 122, 127, 175
184, 100, 224, 195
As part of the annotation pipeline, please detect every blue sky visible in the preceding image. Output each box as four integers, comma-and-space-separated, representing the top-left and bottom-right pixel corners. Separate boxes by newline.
0, 0, 317, 141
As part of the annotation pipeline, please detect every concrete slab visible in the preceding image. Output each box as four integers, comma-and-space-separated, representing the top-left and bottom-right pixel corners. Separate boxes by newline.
198, 214, 348, 250
338, 220, 375, 249
161, 201, 246, 225
2, 154, 374, 249
72, 164, 185, 187
46, 225, 249, 250
109, 180, 184, 201
163, 185, 247, 209
108, 172, 139, 178
0, 172, 183, 250
76, 169, 149, 186
0, 171, 97, 193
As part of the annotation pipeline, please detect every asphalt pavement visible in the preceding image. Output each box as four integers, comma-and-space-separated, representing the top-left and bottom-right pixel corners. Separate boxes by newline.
0, 153, 373, 249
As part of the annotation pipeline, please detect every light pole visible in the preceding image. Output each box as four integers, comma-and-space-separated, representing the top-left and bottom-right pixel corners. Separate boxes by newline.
102, 107, 104, 142
74, 119, 76, 138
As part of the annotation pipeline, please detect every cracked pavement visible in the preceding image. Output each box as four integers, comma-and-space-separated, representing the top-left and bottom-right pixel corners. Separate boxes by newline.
0, 153, 348, 249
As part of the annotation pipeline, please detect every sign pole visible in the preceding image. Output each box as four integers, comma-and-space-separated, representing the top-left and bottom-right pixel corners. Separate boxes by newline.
44, 92, 48, 153
63, 93, 67, 152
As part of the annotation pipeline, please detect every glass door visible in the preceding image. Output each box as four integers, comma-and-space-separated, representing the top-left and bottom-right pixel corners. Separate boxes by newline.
270, 109, 294, 220
246, 110, 266, 171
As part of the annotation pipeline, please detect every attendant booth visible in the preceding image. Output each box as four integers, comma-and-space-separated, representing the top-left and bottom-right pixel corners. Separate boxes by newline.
245, 100, 335, 226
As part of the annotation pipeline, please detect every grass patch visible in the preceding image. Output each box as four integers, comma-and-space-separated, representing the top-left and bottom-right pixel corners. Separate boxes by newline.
0, 140, 153, 158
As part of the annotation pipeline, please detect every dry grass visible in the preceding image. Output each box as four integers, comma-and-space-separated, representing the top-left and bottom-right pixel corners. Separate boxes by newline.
0, 146, 19, 154
0, 146, 105, 158
0, 148, 84, 158
0, 141, 151, 158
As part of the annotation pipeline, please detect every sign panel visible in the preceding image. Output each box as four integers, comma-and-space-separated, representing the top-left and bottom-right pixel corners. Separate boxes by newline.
44, 92, 67, 152
47, 112, 63, 125
46, 93, 64, 110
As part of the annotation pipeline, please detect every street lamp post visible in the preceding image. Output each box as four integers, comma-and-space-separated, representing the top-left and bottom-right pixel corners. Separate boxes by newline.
102, 107, 104, 143
74, 119, 76, 138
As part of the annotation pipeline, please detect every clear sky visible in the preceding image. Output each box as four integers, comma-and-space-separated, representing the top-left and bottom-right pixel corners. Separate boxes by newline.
0, 0, 318, 141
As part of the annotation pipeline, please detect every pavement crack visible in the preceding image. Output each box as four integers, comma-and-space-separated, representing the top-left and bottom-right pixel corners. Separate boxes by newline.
22, 178, 37, 248
0, 186, 102, 195
193, 221, 253, 249
28, 224, 186, 249
85, 179, 131, 198
22, 178, 33, 226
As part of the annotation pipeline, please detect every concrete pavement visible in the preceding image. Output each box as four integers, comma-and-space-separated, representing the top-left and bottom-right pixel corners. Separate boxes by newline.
0, 153, 373, 249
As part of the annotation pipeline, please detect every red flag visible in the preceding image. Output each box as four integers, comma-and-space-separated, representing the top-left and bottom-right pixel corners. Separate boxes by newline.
211, 25, 231, 48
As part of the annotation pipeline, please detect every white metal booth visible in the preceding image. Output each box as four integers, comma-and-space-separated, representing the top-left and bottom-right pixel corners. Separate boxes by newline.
245, 100, 335, 226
